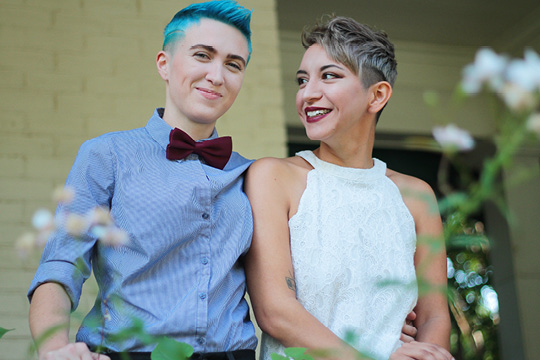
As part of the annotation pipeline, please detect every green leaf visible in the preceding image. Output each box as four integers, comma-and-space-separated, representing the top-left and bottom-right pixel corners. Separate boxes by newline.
151, 337, 193, 360
0, 327, 14, 339
31, 323, 69, 353
343, 329, 359, 345
108, 316, 155, 346
447, 234, 490, 249
270, 354, 289, 360
283, 347, 314, 360
423, 91, 440, 107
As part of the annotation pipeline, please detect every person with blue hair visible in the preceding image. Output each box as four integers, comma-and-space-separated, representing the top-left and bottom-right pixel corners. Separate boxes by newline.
28, 1, 257, 360
162, 0, 252, 60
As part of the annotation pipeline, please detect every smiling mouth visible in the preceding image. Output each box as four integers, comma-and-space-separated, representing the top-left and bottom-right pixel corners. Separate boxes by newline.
307, 109, 331, 117
305, 108, 331, 123
197, 87, 222, 100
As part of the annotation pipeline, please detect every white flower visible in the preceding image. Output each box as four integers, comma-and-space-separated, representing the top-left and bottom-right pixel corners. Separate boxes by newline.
15, 232, 37, 258
87, 207, 113, 227
65, 213, 88, 237
524, 49, 540, 89
35, 229, 53, 247
499, 82, 538, 112
526, 113, 540, 137
52, 186, 75, 204
462, 48, 507, 93
32, 209, 54, 231
506, 49, 540, 92
99, 228, 129, 247
433, 124, 476, 152
90, 225, 107, 239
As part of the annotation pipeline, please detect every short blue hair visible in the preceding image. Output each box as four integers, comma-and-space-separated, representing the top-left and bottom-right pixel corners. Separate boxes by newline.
163, 0, 252, 63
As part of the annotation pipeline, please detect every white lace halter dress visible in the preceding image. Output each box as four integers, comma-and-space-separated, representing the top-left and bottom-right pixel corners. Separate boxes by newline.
260, 151, 418, 360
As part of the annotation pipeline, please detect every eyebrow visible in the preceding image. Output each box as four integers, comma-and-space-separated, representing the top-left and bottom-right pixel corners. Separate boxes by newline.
190, 44, 246, 67
296, 64, 345, 76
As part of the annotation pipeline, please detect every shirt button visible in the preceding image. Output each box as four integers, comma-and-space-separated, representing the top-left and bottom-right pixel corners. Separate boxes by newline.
197, 337, 206, 345
202, 212, 210, 220
201, 257, 209, 265
199, 292, 207, 299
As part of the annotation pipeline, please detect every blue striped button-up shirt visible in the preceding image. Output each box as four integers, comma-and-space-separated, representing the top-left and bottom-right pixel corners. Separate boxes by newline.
28, 108, 257, 352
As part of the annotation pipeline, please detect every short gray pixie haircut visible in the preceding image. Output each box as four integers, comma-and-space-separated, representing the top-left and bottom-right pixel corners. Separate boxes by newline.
302, 16, 397, 88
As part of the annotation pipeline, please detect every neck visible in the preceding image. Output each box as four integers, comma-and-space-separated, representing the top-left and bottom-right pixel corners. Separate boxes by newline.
162, 108, 215, 141
315, 120, 376, 169
315, 142, 374, 169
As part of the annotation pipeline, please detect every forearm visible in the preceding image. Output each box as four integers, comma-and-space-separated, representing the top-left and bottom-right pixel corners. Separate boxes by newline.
257, 301, 357, 360
415, 314, 451, 350
29, 282, 72, 355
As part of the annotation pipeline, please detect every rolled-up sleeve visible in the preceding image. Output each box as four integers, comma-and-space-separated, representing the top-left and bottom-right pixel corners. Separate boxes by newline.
27, 136, 116, 310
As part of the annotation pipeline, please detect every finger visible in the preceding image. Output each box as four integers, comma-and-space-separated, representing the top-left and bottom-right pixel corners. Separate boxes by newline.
400, 341, 453, 360
400, 334, 415, 343
397, 341, 435, 358
70, 344, 89, 360
389, 352, 414, 360
419, 342, 453, 360
42, 351, 68, 360
91, 352, 111, 360
432, 346, 454, 360
41, 345, 85, 360
402, 324, 418, 338
71, 343, 96, 360
406, 310, 417, 322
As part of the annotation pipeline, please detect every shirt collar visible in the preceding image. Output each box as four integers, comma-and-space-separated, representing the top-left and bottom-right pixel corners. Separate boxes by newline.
145, 108, 220, 151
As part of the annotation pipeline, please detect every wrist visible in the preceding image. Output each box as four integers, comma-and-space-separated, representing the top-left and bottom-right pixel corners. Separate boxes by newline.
36, 335, 70, 356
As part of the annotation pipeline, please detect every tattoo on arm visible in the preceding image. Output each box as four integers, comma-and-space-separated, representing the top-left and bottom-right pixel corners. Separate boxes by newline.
285, 270, 296, 292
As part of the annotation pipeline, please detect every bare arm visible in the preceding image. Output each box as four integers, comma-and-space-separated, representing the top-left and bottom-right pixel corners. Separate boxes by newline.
29, 282, 72, 354
409, 183, 451, 349
390, 176, 452, 359
29, 282, 108, 360
245, 158, 357, 359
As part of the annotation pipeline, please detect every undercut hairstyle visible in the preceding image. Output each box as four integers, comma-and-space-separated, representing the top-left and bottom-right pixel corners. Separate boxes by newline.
302, 15, 397, 88
163, 0, 252, 62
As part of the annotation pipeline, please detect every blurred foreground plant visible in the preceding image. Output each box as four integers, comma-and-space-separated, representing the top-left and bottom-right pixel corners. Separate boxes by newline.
430, 47, 540, 360
12, 186, 189, 359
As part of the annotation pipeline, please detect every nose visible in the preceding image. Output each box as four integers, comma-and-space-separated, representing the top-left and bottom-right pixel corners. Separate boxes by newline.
205, 62, 224, 86
300, 79, 322, 104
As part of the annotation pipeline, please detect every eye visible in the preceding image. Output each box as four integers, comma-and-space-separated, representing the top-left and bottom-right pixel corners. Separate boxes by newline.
194, 52, 211, 60
322, 72, 340, 80
226, 61, 243, 72
296, 77, 308, 87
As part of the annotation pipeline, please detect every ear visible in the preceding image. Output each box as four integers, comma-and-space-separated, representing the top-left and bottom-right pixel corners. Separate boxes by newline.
368, 81, 392, 114
156, 50, 170, 81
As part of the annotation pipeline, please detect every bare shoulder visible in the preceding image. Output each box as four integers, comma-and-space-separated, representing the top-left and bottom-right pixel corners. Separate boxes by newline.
247, 156, 311, 183
386, 168, 440, 220
386, 168, 436, 199
246, 156, 311, 196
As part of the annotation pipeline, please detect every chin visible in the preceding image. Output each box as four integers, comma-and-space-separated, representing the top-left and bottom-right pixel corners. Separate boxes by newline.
305, 134, 325, 142
304, 128, 330, 142
193, 113, 224, 125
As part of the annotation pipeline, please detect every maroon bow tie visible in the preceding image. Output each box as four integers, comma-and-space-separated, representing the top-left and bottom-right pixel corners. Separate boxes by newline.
166, 128, 232, 170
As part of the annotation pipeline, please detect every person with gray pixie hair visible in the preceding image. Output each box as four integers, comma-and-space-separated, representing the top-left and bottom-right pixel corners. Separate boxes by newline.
302, 15, 397, 122
245, 15, 453, 360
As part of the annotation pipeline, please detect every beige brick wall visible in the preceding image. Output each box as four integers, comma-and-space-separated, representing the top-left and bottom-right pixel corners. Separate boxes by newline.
0, 1, 284, 358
